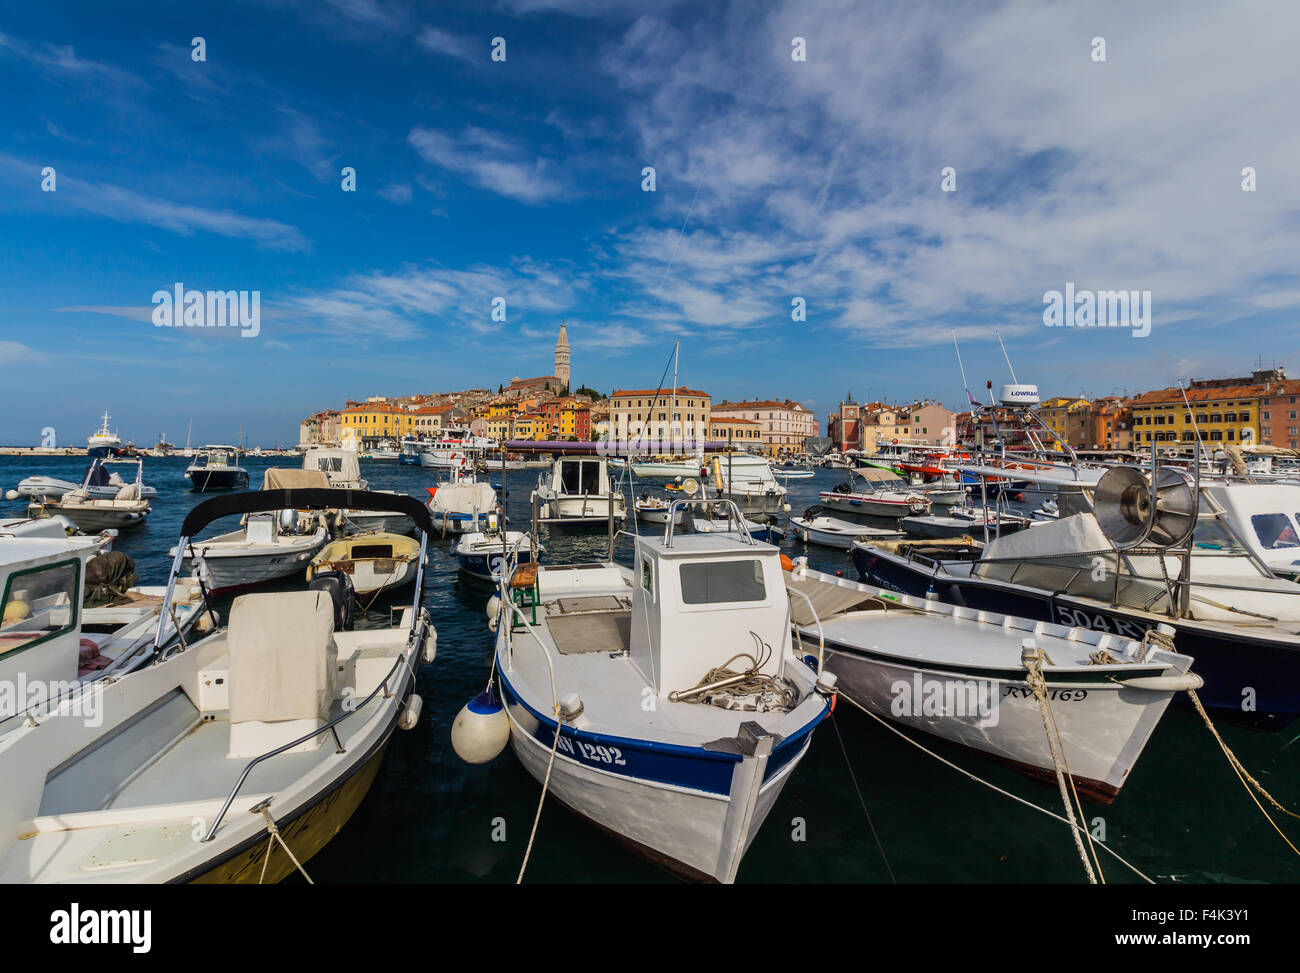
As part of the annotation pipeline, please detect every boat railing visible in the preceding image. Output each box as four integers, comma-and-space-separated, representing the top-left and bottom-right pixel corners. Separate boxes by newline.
499, 570, 560, 713
785, 586, 825, 674
201, 649, 412, 842
664, 498, 754, 546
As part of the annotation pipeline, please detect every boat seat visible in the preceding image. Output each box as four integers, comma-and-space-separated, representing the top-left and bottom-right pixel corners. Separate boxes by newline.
226, 590, 338, 759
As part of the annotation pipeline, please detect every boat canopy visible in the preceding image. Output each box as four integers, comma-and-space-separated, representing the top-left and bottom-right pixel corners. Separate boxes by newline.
181, 488, 434, 538
262, 468, 331, 490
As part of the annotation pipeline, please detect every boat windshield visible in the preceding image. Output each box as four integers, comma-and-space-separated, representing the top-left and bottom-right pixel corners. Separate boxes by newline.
1250, 513, 1300, 550
1191, 518, 1247, 553
560, 460, 603, 494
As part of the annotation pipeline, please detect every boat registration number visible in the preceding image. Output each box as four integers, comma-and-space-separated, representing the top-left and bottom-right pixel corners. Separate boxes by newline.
1052, 605, 1146, 640
555, 735, 627, 766
1001, 686, 1089, 702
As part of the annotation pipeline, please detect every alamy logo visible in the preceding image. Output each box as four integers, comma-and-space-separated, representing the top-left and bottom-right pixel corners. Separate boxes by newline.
152, 283, 260, 338
1042, 282, 1150, 338
891, 673, 999, 727
49, 903, 151, 953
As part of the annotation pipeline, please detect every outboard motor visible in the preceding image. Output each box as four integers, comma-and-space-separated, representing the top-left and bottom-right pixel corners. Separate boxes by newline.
309, 569, 355, 631
278, 508, 300, 534
802, 504, 823, 519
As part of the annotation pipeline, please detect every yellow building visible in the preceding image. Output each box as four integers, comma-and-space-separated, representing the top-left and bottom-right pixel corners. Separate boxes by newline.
340, 402, 404, 446
1128, 381, 1267, 449
1037, 396, 1091, 449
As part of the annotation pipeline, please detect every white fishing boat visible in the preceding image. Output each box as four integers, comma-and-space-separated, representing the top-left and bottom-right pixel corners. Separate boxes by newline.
819, 467, 930, 519
532, 455, 627, 524
453, 520, 541, 581
490, 501, 834, 882
789, 507, 904, 549
0, 515, 115, 559
634, 491, 684, 526
26, 459, 151, 532
902, 506, 1032, 540
1, 539, 207, 739
704, 453, 788, 518
308, 532, 421, 597
784, 559, 1199, 801
0, 489, 436, 883
171, 469, 331, 593
426, 468, 500, 534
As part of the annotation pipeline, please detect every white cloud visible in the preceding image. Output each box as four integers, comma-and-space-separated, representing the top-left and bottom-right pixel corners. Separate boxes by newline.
417, 27, 478, 64
409, 127, 565, 204
0, 153, 309, 251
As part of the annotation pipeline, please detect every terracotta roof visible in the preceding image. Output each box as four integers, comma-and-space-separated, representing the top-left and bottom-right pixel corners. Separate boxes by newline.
712, 399, 810, 412
1129, 384, 1277, 406
711, 415, 761, 425
611, 388, 710, 398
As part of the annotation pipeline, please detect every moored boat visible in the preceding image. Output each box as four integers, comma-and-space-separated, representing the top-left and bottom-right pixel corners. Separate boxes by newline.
491, 501, 834, 882
783, 559, 1199, 801
185, 446, 250, 492
308, 531, 421, 597
0, 488, 437, 883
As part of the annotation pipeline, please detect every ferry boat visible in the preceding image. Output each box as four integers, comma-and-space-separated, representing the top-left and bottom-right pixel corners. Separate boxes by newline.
85, 411, 123, 458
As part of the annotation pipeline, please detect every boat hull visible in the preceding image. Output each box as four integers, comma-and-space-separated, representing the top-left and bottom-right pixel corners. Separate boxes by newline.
455, 546, 535, 581
500, 672, 818, 883
186, 468, 249, 492
182, 542, 323, 593
820, 639, 1173, 801
852, 543, 1300, 727
819, 493, 926, 519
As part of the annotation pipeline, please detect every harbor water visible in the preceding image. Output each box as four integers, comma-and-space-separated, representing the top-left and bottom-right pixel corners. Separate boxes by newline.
3, 455, 1297, 883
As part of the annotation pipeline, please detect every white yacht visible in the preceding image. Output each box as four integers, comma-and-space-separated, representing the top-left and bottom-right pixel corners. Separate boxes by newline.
532, 454, 627, 524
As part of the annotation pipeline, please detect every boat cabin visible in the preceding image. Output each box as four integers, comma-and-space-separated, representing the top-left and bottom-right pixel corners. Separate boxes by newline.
302, 447, 364, 489
628, 533, 789, 697
0, 539, 87, 701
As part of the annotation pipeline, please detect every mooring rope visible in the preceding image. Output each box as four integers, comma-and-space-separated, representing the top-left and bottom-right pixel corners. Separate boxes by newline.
829, 711, 896, 883
517, 709, 566, 884
1141, 628, 1300, 857
1025, 650, 1100, 884
255, 805, 314, 885
834, 689, 1155, 883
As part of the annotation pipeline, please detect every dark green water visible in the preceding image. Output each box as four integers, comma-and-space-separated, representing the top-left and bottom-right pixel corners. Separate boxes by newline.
3, 455, 1297, 884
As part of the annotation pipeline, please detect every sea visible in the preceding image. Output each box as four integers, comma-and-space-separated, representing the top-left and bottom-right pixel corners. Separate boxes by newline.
2, 454, 1296, 884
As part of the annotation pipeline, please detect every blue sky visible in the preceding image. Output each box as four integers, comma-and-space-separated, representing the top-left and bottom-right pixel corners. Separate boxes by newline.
2, 0, 1298, 446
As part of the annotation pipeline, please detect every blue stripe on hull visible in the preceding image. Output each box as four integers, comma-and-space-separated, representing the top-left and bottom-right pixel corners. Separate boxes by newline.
498, 669, 828, 793
456, 549, 534, 579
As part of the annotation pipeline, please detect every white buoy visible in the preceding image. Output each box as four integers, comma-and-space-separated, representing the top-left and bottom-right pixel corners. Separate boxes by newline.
485, 595, 502, 622
451, 688, 510, 764
3, 490, 17, 501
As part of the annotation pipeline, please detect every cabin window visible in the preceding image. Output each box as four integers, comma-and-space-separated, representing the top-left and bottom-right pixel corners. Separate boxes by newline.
1191, 519, 1244, 553
0, 559, 80, 657
641, 557, 654, 598
679, 559, 766, 605
1251, 514, 1300, 549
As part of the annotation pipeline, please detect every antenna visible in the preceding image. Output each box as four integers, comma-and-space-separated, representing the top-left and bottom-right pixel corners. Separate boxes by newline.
995, 329, 1019, 384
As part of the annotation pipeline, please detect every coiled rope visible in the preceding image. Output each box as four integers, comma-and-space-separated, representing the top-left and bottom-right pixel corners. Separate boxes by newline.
670, 633, 796, 711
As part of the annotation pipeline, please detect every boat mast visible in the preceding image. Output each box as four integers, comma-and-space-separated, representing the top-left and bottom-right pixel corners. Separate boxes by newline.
671, 340, 679, 452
